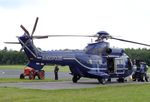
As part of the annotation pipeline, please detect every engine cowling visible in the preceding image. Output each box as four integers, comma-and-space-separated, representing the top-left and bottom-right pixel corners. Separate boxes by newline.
106, 48, 124, 56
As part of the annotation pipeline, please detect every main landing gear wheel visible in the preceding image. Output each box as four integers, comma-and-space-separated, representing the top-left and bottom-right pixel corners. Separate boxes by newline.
107, 78, 111, 82
97, 77, 106, 84
72, 75, 81, 83
117, 77, 125, 83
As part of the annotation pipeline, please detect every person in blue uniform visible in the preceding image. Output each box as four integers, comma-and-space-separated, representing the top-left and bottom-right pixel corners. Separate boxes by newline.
54, 65, 59, 80
140, 62, 149, 82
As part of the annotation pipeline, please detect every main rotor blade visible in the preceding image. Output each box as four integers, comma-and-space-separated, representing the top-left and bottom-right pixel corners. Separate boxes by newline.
32, 36, 48, 39
47, 35, 96, 37
20, 25, 30, 36
31, 17, 39, 37
4, 42, 20, 44
111, 37, 150, 47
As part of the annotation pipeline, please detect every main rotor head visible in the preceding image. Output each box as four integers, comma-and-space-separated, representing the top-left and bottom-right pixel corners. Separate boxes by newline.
95, 31, 110, 42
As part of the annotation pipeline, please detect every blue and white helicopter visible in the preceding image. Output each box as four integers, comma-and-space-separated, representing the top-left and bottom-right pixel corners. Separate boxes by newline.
6, 17, 150, 84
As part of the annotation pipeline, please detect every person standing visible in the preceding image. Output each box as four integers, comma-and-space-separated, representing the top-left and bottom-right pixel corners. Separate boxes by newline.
54, 65, 59, 80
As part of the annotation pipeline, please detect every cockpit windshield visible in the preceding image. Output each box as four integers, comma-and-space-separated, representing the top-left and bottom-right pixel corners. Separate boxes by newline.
85, 42, 109, 55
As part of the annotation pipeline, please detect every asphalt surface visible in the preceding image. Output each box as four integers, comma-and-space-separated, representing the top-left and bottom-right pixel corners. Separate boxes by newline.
0, 80, 101, 90
0, 69, 149, 90
0, 69, 72, 79
0, 69, 103, 90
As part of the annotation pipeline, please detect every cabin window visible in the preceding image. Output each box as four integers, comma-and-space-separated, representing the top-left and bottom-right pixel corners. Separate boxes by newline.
88, 59, 92, 64
126, 58, 132, 70
98, 59, 102, 64
115, 59, 124, 65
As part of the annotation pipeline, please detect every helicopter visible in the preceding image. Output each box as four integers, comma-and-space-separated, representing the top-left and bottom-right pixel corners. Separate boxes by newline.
5, 17, 150, 84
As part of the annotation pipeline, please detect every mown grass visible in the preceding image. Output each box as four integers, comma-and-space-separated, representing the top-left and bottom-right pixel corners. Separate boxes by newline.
0, 65, 70, 72
0, 84, 150, 102
0, 66, 150, 102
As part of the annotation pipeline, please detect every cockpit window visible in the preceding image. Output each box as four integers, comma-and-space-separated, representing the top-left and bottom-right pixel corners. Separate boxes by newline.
85, 42, 109, 55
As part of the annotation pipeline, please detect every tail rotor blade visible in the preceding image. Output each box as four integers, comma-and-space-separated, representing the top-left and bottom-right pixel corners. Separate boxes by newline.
31, 17, 39, 37
20, 47, 24, 52
19, 39, 31, 52
20, 25, 30, 36
4, 42, 20, 44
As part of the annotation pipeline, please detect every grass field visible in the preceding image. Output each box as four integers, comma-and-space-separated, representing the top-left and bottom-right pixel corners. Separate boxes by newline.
0, 84, 150, 102
0, 65, 150, 102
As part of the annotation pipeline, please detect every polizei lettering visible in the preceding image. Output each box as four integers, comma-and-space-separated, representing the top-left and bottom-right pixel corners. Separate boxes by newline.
42, 55, 63, 61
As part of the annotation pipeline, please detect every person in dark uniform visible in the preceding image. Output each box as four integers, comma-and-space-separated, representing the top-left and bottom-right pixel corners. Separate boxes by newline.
54, 65, 59, 80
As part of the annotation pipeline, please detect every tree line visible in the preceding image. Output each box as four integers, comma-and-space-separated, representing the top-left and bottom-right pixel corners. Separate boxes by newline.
125, 48, 150, 65
0, 47, 150, 65
0, 47, 28, 65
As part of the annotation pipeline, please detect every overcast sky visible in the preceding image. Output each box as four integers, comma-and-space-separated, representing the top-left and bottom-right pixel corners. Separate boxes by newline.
0, 0, 150, 50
